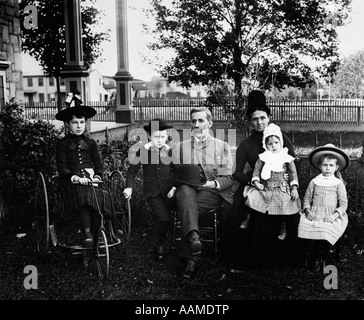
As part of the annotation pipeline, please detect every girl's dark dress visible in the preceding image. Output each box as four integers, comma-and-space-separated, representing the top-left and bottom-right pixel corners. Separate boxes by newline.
53, 133, 113, 221
222, 130, 304, 269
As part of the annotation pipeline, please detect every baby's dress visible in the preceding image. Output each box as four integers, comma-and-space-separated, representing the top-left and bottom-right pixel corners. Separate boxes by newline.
244, 148, 301, 215
298, 174, 348, 245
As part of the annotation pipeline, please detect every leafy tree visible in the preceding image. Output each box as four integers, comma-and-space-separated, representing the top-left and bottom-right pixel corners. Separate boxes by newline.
19, 0, 110, 110
146, 0, 350, 128
331, 50, 364, 99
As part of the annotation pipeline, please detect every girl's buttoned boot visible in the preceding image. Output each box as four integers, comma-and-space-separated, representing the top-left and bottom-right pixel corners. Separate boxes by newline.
80, 208, 94, 248
239, 213, 251, 230
83, 227, 94, 248
315, 252, 325, 272
82, 250, 90, 267
278, 221, 287, 240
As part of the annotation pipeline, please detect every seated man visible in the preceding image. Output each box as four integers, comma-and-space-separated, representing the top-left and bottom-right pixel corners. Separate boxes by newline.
172, 106, 236, 279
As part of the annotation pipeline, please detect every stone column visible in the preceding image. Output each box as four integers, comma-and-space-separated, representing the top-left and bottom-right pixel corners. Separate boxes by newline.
60, 0, 91, 132
61, 0, 89, 103
114, 0, 134, 123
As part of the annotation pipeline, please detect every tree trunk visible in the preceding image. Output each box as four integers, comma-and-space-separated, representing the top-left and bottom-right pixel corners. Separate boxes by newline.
233, 72, 247, 133
55, 75, 62, 112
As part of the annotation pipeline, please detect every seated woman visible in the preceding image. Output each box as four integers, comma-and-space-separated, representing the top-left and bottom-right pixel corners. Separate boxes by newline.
52, 91, 113, 252
223, 90, 304, 269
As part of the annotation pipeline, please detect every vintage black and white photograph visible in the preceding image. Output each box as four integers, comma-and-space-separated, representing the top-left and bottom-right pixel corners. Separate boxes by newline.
1, 0, 364, 310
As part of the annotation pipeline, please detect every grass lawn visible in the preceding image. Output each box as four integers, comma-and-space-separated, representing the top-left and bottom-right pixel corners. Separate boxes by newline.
1, 214, 364, 302
1, 132, 364, 315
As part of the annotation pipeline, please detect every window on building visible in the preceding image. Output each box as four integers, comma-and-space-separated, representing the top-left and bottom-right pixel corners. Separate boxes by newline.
60, 78, 65, 86
39, 93, 45, 103
38, 77, 44, 87
49, 77, 54, 86
27, 78, 33, 87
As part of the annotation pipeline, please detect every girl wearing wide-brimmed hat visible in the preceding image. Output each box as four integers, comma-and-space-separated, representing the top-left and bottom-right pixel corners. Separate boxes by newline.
52, 91, 113, 261
298, 144, 349, 271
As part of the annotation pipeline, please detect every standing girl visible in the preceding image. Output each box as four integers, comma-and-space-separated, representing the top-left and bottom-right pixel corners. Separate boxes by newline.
242, 123, 301, 240
298, 144, 349, 271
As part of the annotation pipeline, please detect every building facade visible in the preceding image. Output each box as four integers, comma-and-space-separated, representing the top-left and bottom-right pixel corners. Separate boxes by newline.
89, 69, 109, 102
132, 76, 209, 99
22, 69, 111, 104
23, 74, 66, 103
0, 0, 23, 109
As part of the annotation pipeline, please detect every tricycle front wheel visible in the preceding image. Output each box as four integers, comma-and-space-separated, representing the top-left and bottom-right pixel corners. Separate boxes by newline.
33, 172, 50, 256
95, 228, 109, 278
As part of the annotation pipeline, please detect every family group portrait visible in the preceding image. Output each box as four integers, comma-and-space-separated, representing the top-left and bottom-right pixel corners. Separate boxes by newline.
1, 0, 364, 312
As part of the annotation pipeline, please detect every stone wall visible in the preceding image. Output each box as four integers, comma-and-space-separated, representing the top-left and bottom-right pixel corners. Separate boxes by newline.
0, 0, 23, 221
0, 0, 23, 103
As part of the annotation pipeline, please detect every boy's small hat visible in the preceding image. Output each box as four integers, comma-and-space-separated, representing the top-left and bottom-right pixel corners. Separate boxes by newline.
309, 143, 350, 171
143, 118, 173, 134
174, 164, 206, 187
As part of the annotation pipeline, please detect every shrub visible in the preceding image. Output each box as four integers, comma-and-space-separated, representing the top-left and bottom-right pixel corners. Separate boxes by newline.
99, 133, 132, 177
0, 102, 61, 227
99, 134, 154, 228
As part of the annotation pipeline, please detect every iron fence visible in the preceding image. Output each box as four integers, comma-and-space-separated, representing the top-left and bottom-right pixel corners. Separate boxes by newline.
23, 101, 116, 122
23, 99, 364, 126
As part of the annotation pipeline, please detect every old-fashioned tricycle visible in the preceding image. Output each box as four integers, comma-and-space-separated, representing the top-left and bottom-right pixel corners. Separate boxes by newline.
32, 170, 131, 278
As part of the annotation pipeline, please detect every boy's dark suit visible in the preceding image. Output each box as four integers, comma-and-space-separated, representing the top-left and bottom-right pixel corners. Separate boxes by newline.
126, 142, 175, 222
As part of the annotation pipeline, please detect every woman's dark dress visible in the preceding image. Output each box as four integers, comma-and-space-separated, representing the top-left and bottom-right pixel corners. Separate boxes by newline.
222, 130, 304, 269
53, 133, 113, 221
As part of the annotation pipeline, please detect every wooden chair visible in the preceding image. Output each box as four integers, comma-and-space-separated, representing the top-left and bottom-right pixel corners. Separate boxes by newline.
171, 207, 222, 261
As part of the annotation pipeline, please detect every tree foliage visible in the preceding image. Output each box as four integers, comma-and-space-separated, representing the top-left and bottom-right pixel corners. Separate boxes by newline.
147, 0, 351, 111
19, 0, 110, 109
332, 50, 364, 99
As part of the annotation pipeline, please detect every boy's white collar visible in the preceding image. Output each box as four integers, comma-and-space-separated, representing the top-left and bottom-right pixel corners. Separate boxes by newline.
144, 142, 170, 150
